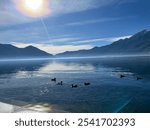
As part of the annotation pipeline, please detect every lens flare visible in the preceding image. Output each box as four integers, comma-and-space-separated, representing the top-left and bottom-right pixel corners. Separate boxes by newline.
14, 0, 50, 17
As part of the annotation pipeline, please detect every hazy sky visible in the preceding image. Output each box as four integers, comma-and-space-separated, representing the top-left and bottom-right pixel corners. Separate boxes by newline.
0, 0, 150, 54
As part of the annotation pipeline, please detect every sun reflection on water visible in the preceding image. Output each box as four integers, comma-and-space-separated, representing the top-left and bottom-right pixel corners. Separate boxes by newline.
38, 62, 95, 73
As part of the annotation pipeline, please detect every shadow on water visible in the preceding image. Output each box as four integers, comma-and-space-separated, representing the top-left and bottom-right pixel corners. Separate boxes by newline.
0, 56, 150, 113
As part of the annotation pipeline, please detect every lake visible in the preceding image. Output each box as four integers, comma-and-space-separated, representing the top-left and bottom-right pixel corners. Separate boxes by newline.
0, 56, 150, 113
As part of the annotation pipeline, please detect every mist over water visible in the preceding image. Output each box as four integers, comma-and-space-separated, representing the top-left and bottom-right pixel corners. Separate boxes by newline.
0, 56, 150, 113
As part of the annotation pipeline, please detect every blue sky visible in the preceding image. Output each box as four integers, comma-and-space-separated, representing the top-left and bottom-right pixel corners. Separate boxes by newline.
0, 0, 150, 54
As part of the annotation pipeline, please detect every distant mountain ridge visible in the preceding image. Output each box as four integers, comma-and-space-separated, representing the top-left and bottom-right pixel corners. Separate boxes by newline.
0, 44, 52, 58
1, 29, 150, 59
56, 29, 150, 57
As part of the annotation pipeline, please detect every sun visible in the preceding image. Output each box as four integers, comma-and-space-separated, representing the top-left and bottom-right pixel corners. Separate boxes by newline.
24, 0, 43, 11
14, 0, 50, 17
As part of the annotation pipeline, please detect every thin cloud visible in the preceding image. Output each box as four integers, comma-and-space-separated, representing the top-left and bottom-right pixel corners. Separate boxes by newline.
40, 37, 80, 45
66, 17, 123, 26
37, 35, 131, 46
49, 0, 99, 15
71, 36, 131, 45
66, 16, 137, 26
48, 0, 135, 15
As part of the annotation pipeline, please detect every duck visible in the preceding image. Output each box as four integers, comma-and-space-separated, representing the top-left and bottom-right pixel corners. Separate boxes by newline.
51, 78, 56, 82
84, 82, 90, 86
57, 81, 63, 85
137, 77, 143, 80
72, 84, 78, 88
120, 75, 125, 78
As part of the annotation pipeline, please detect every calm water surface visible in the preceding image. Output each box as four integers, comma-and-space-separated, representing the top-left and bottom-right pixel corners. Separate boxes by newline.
0, 56, 150, 113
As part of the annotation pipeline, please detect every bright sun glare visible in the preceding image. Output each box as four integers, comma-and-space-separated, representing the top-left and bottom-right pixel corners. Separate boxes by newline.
14, 0, 50, 17
24, 0, 43, 11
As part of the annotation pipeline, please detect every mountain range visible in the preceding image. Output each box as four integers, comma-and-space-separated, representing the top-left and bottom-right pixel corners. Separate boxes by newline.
0, 44, 52, 59
56, 29, 150, 57
0, 29, 150, 59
